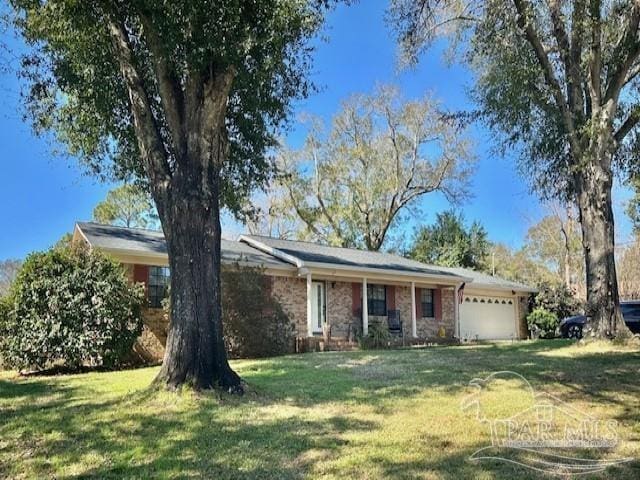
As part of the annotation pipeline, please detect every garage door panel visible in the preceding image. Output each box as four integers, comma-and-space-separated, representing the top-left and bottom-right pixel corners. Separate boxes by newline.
459, 295, 517, 340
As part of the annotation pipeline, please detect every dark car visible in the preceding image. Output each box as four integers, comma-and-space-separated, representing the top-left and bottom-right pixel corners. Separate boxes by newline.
559, 301, 640, 339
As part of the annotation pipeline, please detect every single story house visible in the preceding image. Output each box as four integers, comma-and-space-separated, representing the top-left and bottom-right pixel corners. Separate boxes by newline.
72, 222, 535, 355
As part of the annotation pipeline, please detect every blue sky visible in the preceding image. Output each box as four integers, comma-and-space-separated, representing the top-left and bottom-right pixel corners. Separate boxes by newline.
0, 1, 633, 260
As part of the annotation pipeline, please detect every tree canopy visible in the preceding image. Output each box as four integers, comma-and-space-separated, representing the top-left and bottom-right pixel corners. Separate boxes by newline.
388, 0, 640, 337
7, 0, 341, 389
407, 209, 489, 269
93, 184, 158, 229
11, 0, 334, 214
272, 85, 474, 250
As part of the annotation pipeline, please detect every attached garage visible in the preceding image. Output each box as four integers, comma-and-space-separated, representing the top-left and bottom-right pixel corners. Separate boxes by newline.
459, 294, 518, 340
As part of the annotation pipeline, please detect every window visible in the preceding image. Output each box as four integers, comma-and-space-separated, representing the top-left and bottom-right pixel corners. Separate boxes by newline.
421, 289, 435, 318
148, 266, 170, 308
367, 284, 387, 316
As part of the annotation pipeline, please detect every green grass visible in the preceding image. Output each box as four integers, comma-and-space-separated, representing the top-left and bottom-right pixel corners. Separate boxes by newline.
1, 340, 640, 479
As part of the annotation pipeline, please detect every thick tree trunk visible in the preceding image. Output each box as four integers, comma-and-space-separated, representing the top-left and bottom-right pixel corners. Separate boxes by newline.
575, 159, 630, 338
154, 172, 242, 392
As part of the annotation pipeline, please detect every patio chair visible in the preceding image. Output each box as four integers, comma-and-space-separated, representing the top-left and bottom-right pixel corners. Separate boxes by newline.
387, 309, 403, 336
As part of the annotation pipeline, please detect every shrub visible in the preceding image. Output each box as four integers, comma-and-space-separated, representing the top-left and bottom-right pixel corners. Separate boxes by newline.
221, 263, 294, 358
527, 307, 559, 338
0, 296, 11, 369
531, 282, 582, 320
0, 245, 144, 371
358, 323, 391, 350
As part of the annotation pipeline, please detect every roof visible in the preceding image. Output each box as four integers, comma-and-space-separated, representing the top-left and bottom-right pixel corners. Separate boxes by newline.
74, 222, 293, 270
239, 235, 465, 280
434, 265, 535, 292
75, 222, 536, 292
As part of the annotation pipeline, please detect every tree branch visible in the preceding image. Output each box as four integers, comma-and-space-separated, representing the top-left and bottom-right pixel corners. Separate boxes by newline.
105, 14, 171, 187
138, 11, 186, 161
587, 0, 602, 106
512, 0, 581, 155
614, 105, 640, 142
604, 1, 640, 101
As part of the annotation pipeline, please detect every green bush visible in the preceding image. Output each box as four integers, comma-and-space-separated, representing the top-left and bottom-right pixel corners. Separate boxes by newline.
0, 296, 11, 369
531, 282, 582, 320
527, 307, 559, 338
221, 264, 294, 358
0, 245, 144, 371
358, 323, 391, 350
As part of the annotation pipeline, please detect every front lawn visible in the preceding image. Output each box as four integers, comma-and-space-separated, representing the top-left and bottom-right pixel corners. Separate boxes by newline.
1, 341, 639, 479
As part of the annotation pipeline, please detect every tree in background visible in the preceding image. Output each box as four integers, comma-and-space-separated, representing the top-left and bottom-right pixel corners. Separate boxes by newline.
93, 184, 158, 229
524, 204, 584, 295
388, 1, 640, 338
275, 85, 474, 250
0, 259, 21, 297
617, 239, 640, 299
407, 210, 489, 269
489, 242, 557, 287
245, 186, 301, 240
625, 176, 640, 233
9, 0, 338, 390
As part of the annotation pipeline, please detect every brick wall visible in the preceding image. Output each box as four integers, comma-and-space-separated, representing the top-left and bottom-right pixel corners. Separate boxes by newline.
395, 286, 456, 340
134, 308, 169, 363
271, 276, 307, 337
326, 281, 353, 338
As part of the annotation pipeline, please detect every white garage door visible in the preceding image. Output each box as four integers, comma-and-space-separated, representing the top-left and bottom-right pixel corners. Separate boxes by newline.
459, 295, 517, 340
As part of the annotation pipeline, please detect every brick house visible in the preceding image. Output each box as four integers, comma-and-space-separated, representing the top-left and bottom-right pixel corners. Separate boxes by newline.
73, 222, 534, 358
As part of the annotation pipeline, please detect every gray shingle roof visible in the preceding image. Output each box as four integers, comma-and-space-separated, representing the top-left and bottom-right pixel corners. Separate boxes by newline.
240, 235, 465, 279
75, 222, 293, 269
433, 265, 535, 292
76, 223, 535, 291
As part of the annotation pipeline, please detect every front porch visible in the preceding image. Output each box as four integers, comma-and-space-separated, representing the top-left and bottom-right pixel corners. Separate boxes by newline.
296, 274, 460, 343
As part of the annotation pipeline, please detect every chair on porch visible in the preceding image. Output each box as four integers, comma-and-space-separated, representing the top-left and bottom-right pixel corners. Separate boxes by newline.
387, 309, 403, 336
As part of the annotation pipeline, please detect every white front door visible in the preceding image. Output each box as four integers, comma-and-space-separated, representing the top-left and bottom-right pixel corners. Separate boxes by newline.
310, 281, 326, 334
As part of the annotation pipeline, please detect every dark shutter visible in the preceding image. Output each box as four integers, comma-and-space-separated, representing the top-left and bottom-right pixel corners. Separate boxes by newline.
352, 282, 362, 316
133, 265, 149, 299
387, 285, 396, 310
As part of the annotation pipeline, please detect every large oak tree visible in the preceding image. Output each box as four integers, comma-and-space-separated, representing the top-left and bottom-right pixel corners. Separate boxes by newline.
389, 0, 640, 338
9, 0, 338, 390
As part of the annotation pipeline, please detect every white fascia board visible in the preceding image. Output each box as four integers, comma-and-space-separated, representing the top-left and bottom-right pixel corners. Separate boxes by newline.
302, 261, 472, 285
238, 235, 305, 268
73, 223, 92, 248
95, 246, 296, 272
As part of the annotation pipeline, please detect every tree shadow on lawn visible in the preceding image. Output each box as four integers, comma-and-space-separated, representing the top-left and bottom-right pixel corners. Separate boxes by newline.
361, 438, 640, 480
0, 378, 378, 479
240, 341, 640, 411
2, 341, 639, 478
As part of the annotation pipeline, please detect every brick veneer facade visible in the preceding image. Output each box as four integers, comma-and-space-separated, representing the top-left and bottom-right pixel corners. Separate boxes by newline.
128, 260, 460, 361
270, 276, 307, 336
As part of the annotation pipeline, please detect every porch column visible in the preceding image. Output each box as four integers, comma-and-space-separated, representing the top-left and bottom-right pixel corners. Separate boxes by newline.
306, 273, 313, 336
362, 277, 368, 336
411, 281, 417, 338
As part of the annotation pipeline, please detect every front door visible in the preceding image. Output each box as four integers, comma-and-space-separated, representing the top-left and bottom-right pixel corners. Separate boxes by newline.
310, 281, 326, 334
